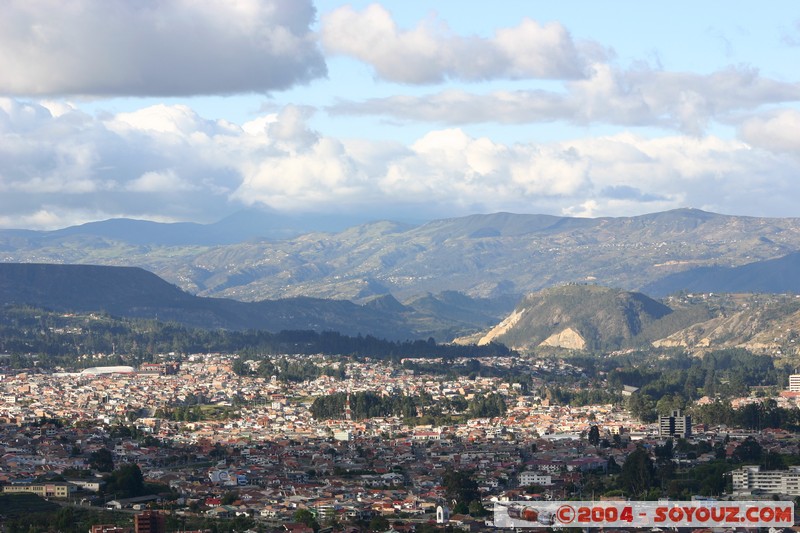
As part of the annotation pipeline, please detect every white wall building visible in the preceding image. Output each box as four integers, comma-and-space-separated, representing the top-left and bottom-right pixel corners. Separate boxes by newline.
519, 471, 552, 487
732, 465, 800, 496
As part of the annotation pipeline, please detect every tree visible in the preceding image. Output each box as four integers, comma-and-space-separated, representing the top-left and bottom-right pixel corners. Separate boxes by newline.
654, 439, 674, 462
293, 509, 320, 532
627, 393, 657, 423
89, 448, 114, 472
588, 425, 600, 446
732, 436, 762, 463
443, 470, 480, 508
54, 507, 75, 531
221, 490, 239, 505
468, 500, 489, 517
231, 357, 249, 376
105, 463, 145, 498
619, 447, 654, 498
369, 515, 389, 531
713, 441, 727, 459
764, 451, 785, 470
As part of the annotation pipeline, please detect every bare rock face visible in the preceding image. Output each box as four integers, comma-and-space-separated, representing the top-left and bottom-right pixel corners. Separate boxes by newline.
477, 308, 526, 346
539, 327, 586, 350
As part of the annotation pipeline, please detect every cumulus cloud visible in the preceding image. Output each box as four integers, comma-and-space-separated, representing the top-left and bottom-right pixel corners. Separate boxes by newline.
126, 170, 197, 193
321, 4, 594, 83
1, 98, 799, 229
0, 0, 326, 96
331, 64, 800, 133
0, 98, 238, 227
739, 109, 800, 153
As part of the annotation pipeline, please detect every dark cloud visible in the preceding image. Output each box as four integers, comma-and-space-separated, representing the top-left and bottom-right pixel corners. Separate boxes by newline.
0, 0, 326, 96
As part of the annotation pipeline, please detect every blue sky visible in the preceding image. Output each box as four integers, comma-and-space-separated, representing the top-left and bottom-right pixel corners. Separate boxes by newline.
0, 0, 799, 229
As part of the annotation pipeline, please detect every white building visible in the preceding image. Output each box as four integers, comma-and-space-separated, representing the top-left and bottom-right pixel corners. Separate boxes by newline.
333, 430, 352, 441
788, 374, 800, 392
519, 471, 552, 487
731, 465, 800, 495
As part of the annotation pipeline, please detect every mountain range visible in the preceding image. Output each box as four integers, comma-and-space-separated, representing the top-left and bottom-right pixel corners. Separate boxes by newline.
2, 208, 800, 305
0, 263, 510, 341
2, 208, 800, 351
3, 262, 800, 356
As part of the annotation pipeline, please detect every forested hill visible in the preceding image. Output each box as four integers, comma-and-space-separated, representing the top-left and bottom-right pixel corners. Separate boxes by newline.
0, 305, 511, 369
0, 263, 421, 339
0, 262, 192, 310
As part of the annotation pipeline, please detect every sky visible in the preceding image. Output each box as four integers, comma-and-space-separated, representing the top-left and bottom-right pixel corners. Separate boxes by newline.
1, 0, 799, 230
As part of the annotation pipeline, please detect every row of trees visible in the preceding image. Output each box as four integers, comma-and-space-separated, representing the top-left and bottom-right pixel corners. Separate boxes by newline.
692, 398, 800, 431
611, 348, 782, 400
0, 305, 513, 369
613, 433, 794, 500
310, 391, 420, 420
310, 391, 507, 421
153, 405, 237, 422
232, 356, 346, 382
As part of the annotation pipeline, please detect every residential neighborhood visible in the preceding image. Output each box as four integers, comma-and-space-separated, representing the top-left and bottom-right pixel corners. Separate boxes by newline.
2, 353, 800, 531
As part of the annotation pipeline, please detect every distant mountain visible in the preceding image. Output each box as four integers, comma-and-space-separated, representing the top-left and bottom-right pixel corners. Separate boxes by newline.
0, 263, 419, 339
0, 263, 515, 341
2, 208, 800, 302
457, 284, 677, 352
1, 208, 390, 247
642, 251, 800, 296
6, 262, 800, 355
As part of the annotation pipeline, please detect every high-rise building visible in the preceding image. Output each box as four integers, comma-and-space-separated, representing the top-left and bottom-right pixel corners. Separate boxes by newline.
788, 374, 800, 392
658, 409, 691, 438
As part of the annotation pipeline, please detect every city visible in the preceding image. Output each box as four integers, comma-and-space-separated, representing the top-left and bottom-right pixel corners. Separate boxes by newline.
3, 351, 800, 531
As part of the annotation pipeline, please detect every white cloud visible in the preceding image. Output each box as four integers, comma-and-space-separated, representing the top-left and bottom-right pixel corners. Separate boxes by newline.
321, 4, 593, 83
0, 0, 326, 96
739, 109, 800, 153
330, 64, 800, 133
127, 170, 197, 193
0, 209, 67, 230
1, 98, 800, 229
109, 105, 217, 136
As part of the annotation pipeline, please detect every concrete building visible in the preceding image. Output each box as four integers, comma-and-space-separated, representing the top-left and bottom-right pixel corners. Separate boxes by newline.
788, 374, 800, 392
134, 510, 166, 533
1, 482, 75, 498
732, 465, 800, 496
658, 409, 691, 438
519, 471, 552, 487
